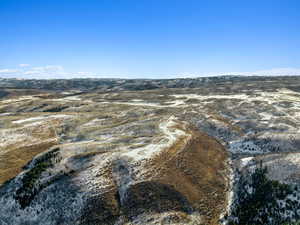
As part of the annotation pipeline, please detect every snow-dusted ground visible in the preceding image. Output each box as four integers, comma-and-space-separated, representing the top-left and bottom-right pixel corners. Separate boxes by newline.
0, 115, 198, 225
225, 152, 300, 224
229, 140, 265, 154
12, 116, 46, 124
0, 130, 30, 149
12, 114, 73, 124
124, 116, 189, 160
245, 153, 300, 184
0, 96, 38, 105
0, 126, 57, 153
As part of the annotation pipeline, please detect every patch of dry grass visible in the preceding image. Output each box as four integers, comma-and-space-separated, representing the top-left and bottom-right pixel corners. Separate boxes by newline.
146, 125, 229, 225
0, 140, 57, 184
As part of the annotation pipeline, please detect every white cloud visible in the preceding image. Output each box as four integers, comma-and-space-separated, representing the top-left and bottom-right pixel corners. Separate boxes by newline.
0, 69, 20, 74
19, 64, 30, 67
24, 65, 66, 75
0, 66, 300, 79
73, 71, 96, 77
0, 65, 66, 78
217, 68, 300, 76
180, 68, 300, 78
0, 65, 98, 79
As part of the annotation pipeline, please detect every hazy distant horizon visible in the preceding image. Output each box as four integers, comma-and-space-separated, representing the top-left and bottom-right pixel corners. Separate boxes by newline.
1, 66, 300, 80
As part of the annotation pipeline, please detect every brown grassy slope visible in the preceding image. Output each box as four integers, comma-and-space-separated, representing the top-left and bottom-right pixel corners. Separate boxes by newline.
79, 122, 229, 225
148, 126, 229, 225
0, 141, 57, 184
0, 123, 58, 185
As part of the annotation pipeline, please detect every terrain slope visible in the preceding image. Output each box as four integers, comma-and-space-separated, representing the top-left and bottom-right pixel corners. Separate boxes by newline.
0, 76, 300, 224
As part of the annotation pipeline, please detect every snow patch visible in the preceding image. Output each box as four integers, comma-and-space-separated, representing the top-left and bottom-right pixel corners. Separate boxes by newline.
12, 115, 73, 124
124, 116, 189, 160
229, 140, 265, 154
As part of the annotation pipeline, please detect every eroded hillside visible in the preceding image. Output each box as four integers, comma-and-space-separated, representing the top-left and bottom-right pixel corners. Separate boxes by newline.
0, 76, 300, 224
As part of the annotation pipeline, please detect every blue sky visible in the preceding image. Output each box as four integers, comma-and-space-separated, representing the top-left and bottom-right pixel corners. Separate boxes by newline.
0, 0, 300, 78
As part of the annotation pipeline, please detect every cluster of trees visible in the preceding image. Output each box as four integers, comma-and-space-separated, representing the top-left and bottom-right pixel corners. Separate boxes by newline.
228, 165, 300, 225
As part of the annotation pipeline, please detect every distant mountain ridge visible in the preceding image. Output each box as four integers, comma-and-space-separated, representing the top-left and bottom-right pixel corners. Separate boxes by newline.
1, 75, 300, 91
